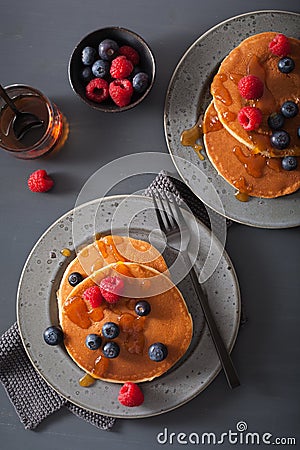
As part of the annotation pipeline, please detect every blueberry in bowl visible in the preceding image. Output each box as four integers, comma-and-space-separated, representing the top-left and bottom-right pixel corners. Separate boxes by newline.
68, 27, 155, 112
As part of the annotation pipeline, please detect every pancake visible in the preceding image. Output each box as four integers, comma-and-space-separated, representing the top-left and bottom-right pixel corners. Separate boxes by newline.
57, 235, 169, 309
203, 102, 300, 198
58, 262, 193, 383
210, 32, 300, 157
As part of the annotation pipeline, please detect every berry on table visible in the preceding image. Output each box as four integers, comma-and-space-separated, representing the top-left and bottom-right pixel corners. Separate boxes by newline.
278, 57, 295, 74
99, 276, 124, 303
83, 285, 103, 308
109, 79, 133, 107
43, 326, 64, 346
237, 106, 262, 131
118, 382, 144, 407
81, 46, 97, 66
270, 130, 291, 150
281, 156, 298, 171
92, 59, 110, 78
280, 101, 299, 119
85, 334, 102, 350
68, 272, 84, 287
102, 341, 120, 358
148, 342, 168, 362
119, 45, 140, 65
238, 75, 264, 100
269, 34, 290, 57
27, 169, 54, 193
85, 78, 109, 103
132, 72, 149, 94
110, 55, 133, 79
267, 112, 285, 130
98, 39, 119, 61
135, 300, 151, 316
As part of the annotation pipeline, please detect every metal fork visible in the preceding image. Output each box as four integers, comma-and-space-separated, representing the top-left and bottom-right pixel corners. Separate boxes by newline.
152, 191, 240, 389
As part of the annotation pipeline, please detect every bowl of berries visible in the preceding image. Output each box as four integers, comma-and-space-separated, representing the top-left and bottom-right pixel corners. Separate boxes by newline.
68, 27, 155, 112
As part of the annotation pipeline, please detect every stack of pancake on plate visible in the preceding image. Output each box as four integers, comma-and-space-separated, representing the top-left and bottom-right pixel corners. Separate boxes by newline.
203, 32, 300, 199
57, 235, 193, 383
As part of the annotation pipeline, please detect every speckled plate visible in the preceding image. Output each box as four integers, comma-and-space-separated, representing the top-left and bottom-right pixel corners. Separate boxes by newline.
17, 195, 240, 418
164, 10, 300, 228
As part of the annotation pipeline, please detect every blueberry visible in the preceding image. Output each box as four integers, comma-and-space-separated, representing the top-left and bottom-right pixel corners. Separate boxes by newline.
43, 326, 64, 346
148, 342, 168, 362
68, 272, 83, 287
298, 127, 300, 138
135, 300, 151, 316
102, 341, 120, 358
281, 101, 299, 119
98, 39, 119, 61
85, 334, 102, 350
270, 130, 291, 150
92, 59, 110, 78
81, 66, 93, 84
278, 57, 295, 74
102, 322, 120, 339
132, 72, 149, 94
267, 112, 285, 130
281, 156, 298, 171
82, 46, 97, 66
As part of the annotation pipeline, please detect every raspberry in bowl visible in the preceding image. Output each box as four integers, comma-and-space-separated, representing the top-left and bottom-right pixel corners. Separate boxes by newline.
68, 27, 155, 112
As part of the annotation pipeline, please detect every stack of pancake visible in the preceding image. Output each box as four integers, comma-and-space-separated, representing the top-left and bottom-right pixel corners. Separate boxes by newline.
203, 32, 300, 199
57, 235, 193, 383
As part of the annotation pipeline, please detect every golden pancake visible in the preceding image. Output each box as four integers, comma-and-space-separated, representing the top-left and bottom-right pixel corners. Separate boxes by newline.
203, 102, 300, 198
57, 235, 168, 309
211, 32, 300, 157
59, 262, 193, 383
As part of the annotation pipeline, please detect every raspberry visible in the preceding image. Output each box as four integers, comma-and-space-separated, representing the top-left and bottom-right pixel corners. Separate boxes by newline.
119, 45, 140, 66
27, 169, 54, 193
118, 382, 144, 407
238, 106, 263, 131
110, 56, 133, 79
238, 75, 264, 100
83, 286, 103, 308
85, 78, 109, 103
269, 34, 290, 57
109, 79, 133, 107
99, 276, 124, 304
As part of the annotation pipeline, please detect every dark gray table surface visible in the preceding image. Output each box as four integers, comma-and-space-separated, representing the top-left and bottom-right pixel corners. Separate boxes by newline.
0, 1, 299, 449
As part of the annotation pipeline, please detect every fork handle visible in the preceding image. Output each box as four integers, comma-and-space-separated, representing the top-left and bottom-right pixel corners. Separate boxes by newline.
185, 255, 240, 389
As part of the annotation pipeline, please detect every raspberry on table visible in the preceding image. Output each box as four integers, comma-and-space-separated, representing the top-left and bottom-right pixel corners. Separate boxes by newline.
99, 276, 124, 304
238, 106, 263, 131
238, 75, 264, 100
109, 79, 133, 107
269, 34, 291, 57
83, 285, 103, 308
118, 382, 144, 407
119, 45, 140, 66
110, 55, 133, 79
27, 169, 54, 193
85, 78, 109, 103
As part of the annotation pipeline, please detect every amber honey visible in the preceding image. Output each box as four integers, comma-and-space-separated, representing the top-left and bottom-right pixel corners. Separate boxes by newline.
0, 84, 68, 159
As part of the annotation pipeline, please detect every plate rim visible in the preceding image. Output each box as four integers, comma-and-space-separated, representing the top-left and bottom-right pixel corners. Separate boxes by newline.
17, 194, 241, 418
164, 10, 300, 229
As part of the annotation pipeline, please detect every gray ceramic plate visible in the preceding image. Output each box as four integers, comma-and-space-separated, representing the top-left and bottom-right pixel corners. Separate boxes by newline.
17, 195, 240, 418
164, 10, 300, 228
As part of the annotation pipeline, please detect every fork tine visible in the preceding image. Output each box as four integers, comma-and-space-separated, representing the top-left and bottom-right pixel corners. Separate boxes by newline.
151, 193, 167, 233
156, 191, 173, 231
161, 192, 178, 230
169, 192, 188, 228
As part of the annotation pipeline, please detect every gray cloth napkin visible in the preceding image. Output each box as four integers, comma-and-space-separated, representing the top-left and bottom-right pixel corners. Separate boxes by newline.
0, 171, 236, 430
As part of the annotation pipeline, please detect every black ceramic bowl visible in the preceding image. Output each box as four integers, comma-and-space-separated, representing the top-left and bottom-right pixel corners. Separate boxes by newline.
68, 27, 155, 112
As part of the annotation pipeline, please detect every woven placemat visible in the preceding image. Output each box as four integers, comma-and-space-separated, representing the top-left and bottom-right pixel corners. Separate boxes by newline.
0, 171, 236, 430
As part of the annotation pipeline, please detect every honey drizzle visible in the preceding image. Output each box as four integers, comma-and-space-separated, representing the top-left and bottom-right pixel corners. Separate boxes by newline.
79, 373, 95, 387
180, 121, 204, 160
